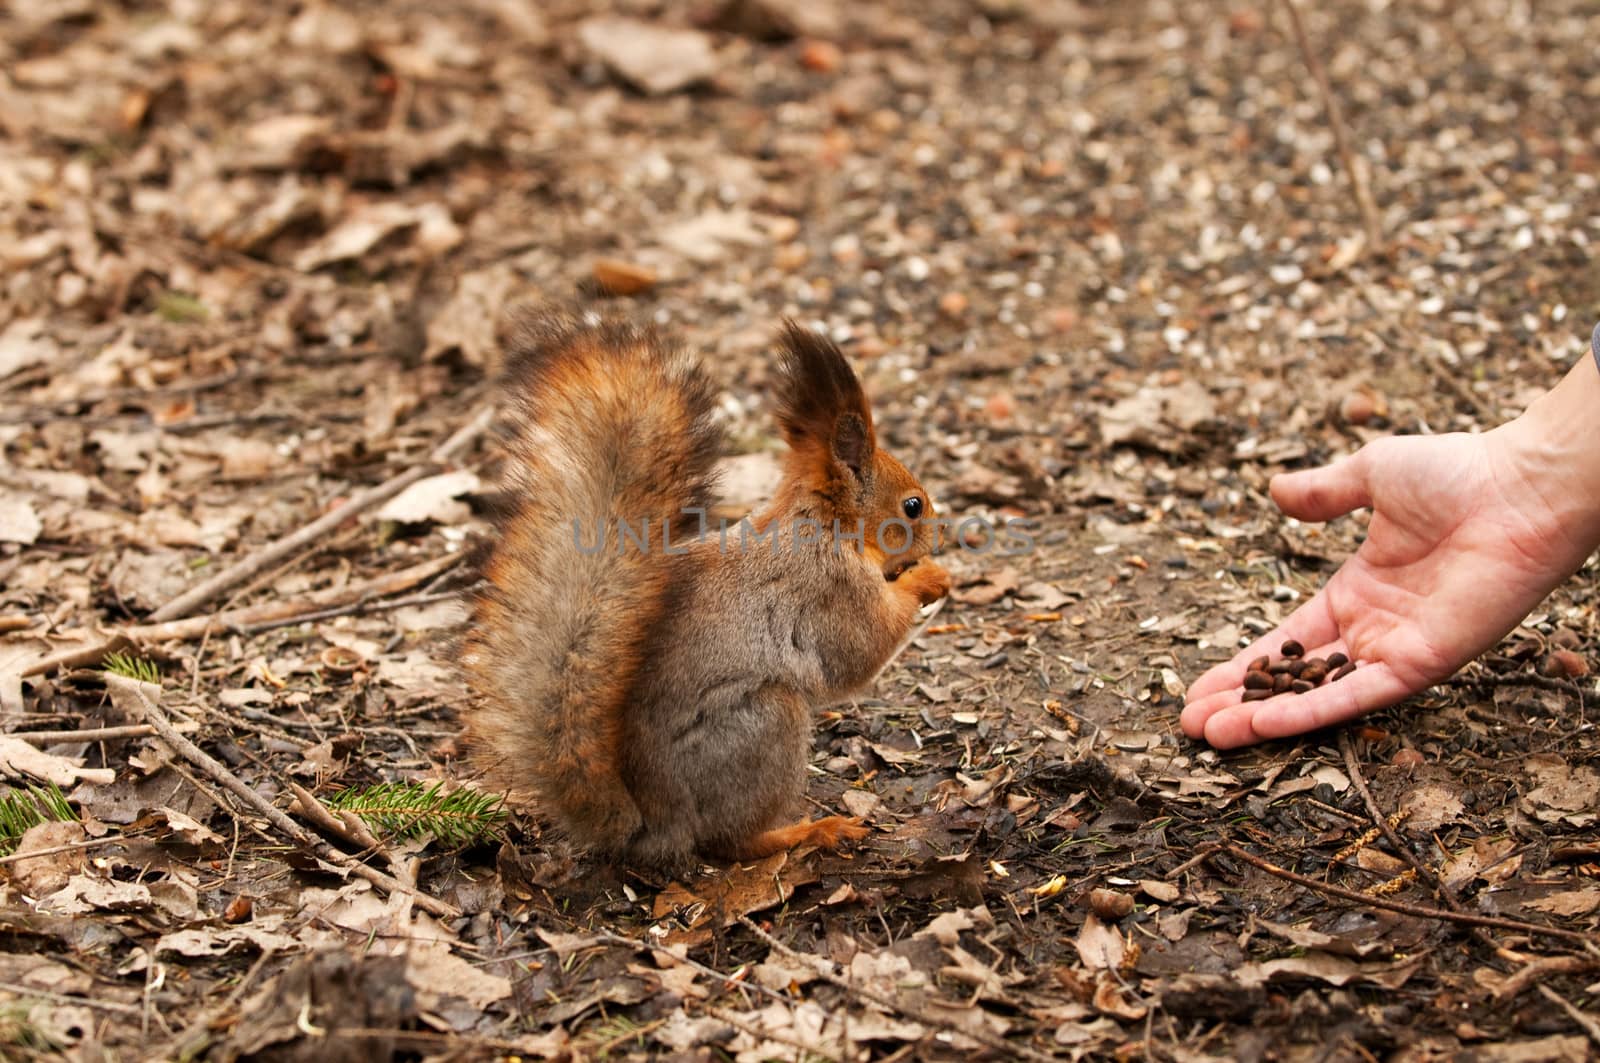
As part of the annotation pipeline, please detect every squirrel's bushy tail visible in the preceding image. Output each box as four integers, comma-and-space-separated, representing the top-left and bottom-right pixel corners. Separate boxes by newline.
463, 309, 721, 852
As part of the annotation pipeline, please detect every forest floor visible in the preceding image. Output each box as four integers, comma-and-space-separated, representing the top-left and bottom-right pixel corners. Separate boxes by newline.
2, 0, 1599, 1060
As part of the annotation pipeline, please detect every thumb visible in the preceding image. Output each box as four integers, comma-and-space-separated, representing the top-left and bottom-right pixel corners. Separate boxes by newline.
1270, 449, 1374, 522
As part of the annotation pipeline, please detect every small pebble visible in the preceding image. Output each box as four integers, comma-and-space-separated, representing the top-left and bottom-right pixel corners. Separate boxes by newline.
800, 39, 843, 73
984, 392, 1016, 421
1550, 628, 1582, 651
938, 291, 969, 318
1392, 749, 1425, 769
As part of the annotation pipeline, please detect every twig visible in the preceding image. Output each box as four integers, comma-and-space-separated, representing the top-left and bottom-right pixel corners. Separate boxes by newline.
1276, 0, 1383, 252
8, 724, 156, 742
117, 677, 460, 920
1537, 984, 1600, 1046
1208, 842, 1592, 944
0, 981, 142, 1013
1337, 732, 1469, 914
0, 835, 131, 866
145, 404, 492, 624
22, 553, 463, 676
1492, 953, 1600, 1001
1453, 670, 1594, 699
736, 915, 1056, 1063
235, 585, 473, 636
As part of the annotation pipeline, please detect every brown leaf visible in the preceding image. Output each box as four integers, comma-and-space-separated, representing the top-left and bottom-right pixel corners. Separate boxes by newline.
651, 851, 819, 935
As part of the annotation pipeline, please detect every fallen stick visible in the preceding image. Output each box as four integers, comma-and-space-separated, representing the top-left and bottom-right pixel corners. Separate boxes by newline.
9, 724, 157, 743
1337, 732, 1471, 914
145, 403, 492, 624
1277, 0, 1383, 253
1537, 983, 1600, 1045
21, 552, 462, 677
1208, 842, 1591, 945
116, 676, 459, 920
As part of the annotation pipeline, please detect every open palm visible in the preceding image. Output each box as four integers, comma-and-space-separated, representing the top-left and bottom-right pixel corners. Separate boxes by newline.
1182, 430, 1595, 749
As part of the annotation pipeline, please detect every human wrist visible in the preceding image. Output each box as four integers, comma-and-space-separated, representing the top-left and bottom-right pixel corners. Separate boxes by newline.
1498, 347, 1600, 546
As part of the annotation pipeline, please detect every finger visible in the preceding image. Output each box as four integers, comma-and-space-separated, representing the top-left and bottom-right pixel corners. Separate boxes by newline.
1269, 449, 1374, 523
1198, 660, 1411, 749
1180, 685, 1244, 739
1183, 590, 1342, 704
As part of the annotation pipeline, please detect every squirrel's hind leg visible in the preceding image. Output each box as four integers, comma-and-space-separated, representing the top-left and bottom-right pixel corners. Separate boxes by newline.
724, 816, 870, 861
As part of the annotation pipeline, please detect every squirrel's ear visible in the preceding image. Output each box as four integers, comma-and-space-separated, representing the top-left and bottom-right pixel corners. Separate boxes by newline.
774, 321, 876, 476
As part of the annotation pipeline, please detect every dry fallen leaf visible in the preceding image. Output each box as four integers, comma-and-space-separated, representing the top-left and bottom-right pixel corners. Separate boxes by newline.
0, 736, 115, 787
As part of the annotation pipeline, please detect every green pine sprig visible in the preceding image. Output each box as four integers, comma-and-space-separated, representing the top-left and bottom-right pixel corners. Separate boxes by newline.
0, 783, 78, 857
103, 652, 161, 684
324, 781, 507, 845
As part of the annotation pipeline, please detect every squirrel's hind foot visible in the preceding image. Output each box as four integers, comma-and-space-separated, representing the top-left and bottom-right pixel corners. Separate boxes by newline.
729, 816, 870, 861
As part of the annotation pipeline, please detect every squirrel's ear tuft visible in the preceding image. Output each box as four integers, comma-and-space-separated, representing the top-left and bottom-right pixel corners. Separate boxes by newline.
774, 320, 876, 474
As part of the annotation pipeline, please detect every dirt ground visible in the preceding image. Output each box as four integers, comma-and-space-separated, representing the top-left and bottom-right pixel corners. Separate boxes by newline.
2, 0, 1599, 1059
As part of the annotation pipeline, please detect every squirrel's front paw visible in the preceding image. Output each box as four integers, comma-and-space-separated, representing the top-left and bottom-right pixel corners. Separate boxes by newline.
904, 560, 950, 606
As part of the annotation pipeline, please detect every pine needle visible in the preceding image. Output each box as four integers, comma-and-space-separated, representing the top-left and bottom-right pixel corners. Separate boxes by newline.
324, 781, 507, 845
0, 783, 78, 857
103, 652, 161, 685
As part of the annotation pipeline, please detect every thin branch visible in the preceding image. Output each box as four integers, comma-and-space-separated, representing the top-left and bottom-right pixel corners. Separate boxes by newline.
1338, 732, 1469, 913
1537, 984, 1600, 1046
116, 677, 459, 920
1209, 842, 1591, 945
0, 834, 130, 866
144, 403, 492, 624
8, 725, 156, 742
1277, 0, 1383, 251
22, 553, 462, 677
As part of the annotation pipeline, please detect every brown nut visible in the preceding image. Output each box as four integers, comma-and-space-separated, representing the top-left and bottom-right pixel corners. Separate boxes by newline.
1242, 688, 1274, 702
1539, 650, 1590, 679
1248, 655, 1271, 673
1331, 661, 1356, 681
1273, 673, 1293, 694
1088, 888, 1135, 919
1299, 662, 1329, 684
1280, 639, 1304, 658
1290, 679, 1315, 694
1325, 651, 1349, 669
1243, 670, 1274, 690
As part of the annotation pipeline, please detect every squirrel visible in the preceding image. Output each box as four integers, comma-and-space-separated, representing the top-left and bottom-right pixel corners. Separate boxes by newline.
461, 309, 950, 870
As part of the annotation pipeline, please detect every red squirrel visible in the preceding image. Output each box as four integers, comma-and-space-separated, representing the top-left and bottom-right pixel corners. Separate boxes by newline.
462, 310, 950, 870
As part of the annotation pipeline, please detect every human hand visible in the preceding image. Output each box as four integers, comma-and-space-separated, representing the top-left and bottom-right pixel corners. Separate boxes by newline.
1182, 409, 1600, 748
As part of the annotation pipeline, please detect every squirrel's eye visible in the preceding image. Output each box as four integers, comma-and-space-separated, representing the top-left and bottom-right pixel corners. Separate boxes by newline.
902, 496, 924, 520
